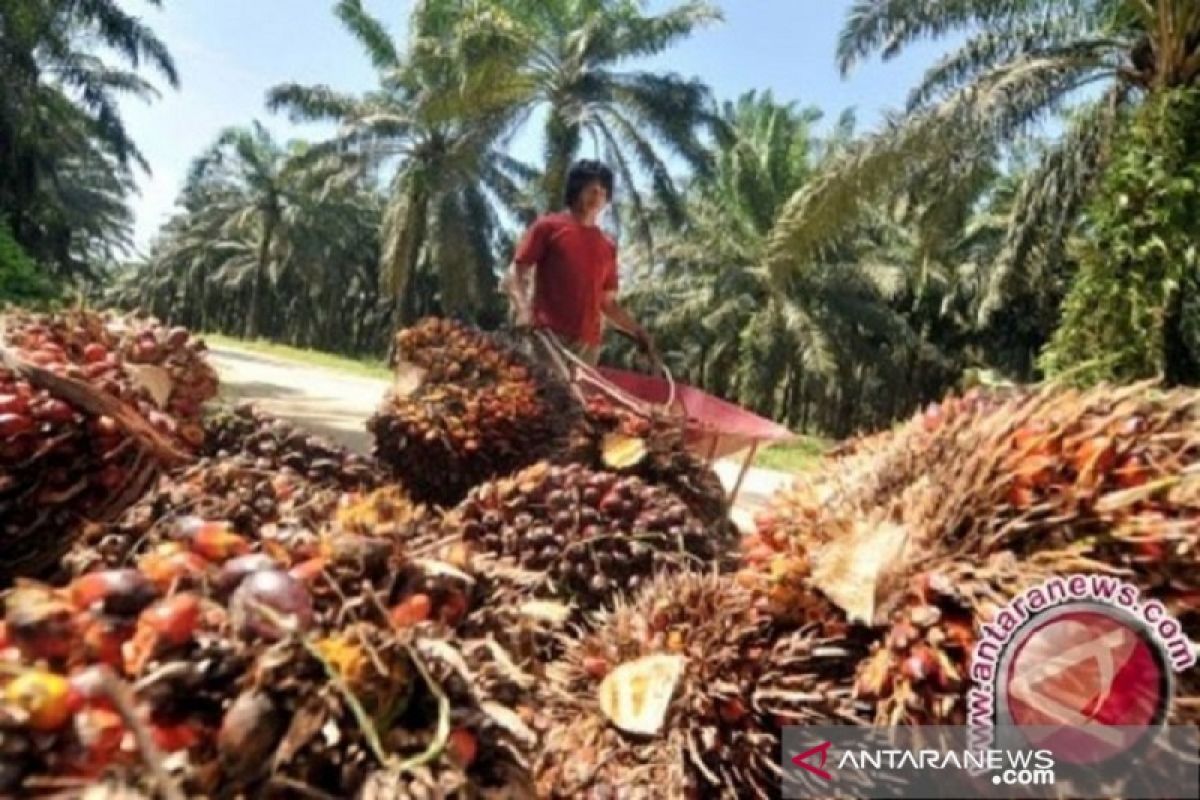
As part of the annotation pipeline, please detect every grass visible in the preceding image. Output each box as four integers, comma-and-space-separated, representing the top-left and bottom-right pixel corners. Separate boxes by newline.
753, 436, 830, 473
201, 333, 391, 380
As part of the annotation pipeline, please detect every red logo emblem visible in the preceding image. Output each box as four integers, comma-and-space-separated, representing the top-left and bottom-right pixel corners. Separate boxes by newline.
792, 740, 833, 780
999, 604, 1170, 764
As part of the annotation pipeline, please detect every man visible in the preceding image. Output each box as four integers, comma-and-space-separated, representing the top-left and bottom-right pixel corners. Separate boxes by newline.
502, 160, 654, 365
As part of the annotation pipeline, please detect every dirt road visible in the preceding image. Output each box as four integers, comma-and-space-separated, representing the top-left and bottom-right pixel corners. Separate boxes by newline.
208, 344, 794, 527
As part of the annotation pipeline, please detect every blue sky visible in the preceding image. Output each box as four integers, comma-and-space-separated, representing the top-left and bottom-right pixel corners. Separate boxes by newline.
118, 1, 950, 251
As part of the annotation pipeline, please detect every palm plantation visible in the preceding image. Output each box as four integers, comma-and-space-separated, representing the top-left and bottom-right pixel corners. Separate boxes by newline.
772, 0, 1200, 382
5, 0, 1200, 439
0, 0, 176, 281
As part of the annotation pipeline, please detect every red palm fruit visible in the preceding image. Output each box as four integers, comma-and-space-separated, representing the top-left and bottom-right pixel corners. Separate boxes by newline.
0, 412, 34, 437
446, 728, 479, 767
390, 594, 432, 628
189, 523, 251, 561
151, 720, 201, 752
139, 594, 201, 646
32, 398, 76, 423
0, 394, 29, 414
79, 614, 134, 668
82, 343, 108, 363
69, 570, 159, 616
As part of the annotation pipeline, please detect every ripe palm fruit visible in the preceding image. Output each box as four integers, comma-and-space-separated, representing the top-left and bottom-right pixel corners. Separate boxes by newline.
1, 309, 218, 580
200, 403, 380, 490
570, 396, 733, 532
535, 572, 866, 798
452, 462, 735, 613
368, 318, 580, 506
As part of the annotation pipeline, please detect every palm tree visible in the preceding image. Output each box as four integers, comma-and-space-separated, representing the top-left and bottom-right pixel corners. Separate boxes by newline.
181, 122, 330, 338
770, 0, 1200, 323
118, 147, 391, 356
490, 0, 721, 245
619, 92, 952, 436
268, 0, 535, 326
0, 0, 176, 276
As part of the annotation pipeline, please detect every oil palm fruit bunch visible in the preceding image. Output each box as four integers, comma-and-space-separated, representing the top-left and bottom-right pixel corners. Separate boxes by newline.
203, 403, 381, 490
62, 454, 348, 575
535, 572, 867, 799
2, 308, 218, 445
361, 635, 544, 799
749, 382, 1199, 629
0, 500, 532, 797
1, 310, 215, 581
451, 462, 733, 614
368, 318, 579, 507
572, 395, 731, 531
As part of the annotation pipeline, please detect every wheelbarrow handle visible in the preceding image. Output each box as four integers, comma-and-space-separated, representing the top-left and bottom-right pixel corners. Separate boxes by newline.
613, 328, 678, 414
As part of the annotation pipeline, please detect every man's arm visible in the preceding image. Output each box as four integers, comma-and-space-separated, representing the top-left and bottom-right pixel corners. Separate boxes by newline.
501, 261, 535, 326
602, 292, 654, 355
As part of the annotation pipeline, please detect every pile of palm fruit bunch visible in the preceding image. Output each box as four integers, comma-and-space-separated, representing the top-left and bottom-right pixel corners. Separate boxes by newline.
1, 309, 218, 580
0, 490, 545, 798
61, 404, 388, 577
568, 393, 732, 531
201, 402, 380, 490
368, 318, 581, 506
426, 461, 738, 664
533, 572, 871, 798
742, 380, 1199, 726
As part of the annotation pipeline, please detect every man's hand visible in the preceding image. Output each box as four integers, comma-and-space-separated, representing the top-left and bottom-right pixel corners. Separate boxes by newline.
502, 264, 535, 328
631, 326, 661, 365
509, 296, 534, 328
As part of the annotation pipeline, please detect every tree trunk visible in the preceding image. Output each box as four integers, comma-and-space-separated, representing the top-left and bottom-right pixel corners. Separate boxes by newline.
245, 214, 277, 339
543, 110, 582, 212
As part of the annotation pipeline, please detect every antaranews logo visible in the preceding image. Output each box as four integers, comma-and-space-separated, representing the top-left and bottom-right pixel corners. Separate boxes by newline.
967, 574, 1195, 765
791, 741, 833, 780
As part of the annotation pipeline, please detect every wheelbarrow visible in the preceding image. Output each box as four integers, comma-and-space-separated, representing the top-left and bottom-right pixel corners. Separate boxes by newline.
525, 329, 797, 505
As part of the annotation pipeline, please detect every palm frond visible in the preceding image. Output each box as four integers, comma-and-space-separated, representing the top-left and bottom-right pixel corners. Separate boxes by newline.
334, 0, 402, 71
978, 90, 1125, 322
768, 51, 1113, 284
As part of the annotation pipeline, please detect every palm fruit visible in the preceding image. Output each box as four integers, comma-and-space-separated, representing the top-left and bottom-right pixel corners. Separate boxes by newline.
535, 572, 866, 799
452, 462, 734, 611
362, 635, 544, 799
751, 383, 1199, 630
62, 454, 349, 576
571, 395, 733, 532
202, 402, 380, 490
1, 309, 217, 580
368, 318, 580, 507
0, 508, 535, 797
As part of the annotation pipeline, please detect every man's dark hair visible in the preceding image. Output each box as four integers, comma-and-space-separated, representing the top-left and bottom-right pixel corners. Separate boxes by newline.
564, 159, 614, 208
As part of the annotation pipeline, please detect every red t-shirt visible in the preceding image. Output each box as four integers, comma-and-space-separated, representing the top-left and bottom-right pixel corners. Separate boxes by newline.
513, 212, 618, 346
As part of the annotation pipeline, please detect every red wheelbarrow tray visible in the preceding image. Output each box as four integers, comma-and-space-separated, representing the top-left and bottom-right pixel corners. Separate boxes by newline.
595, 366, 797, 504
